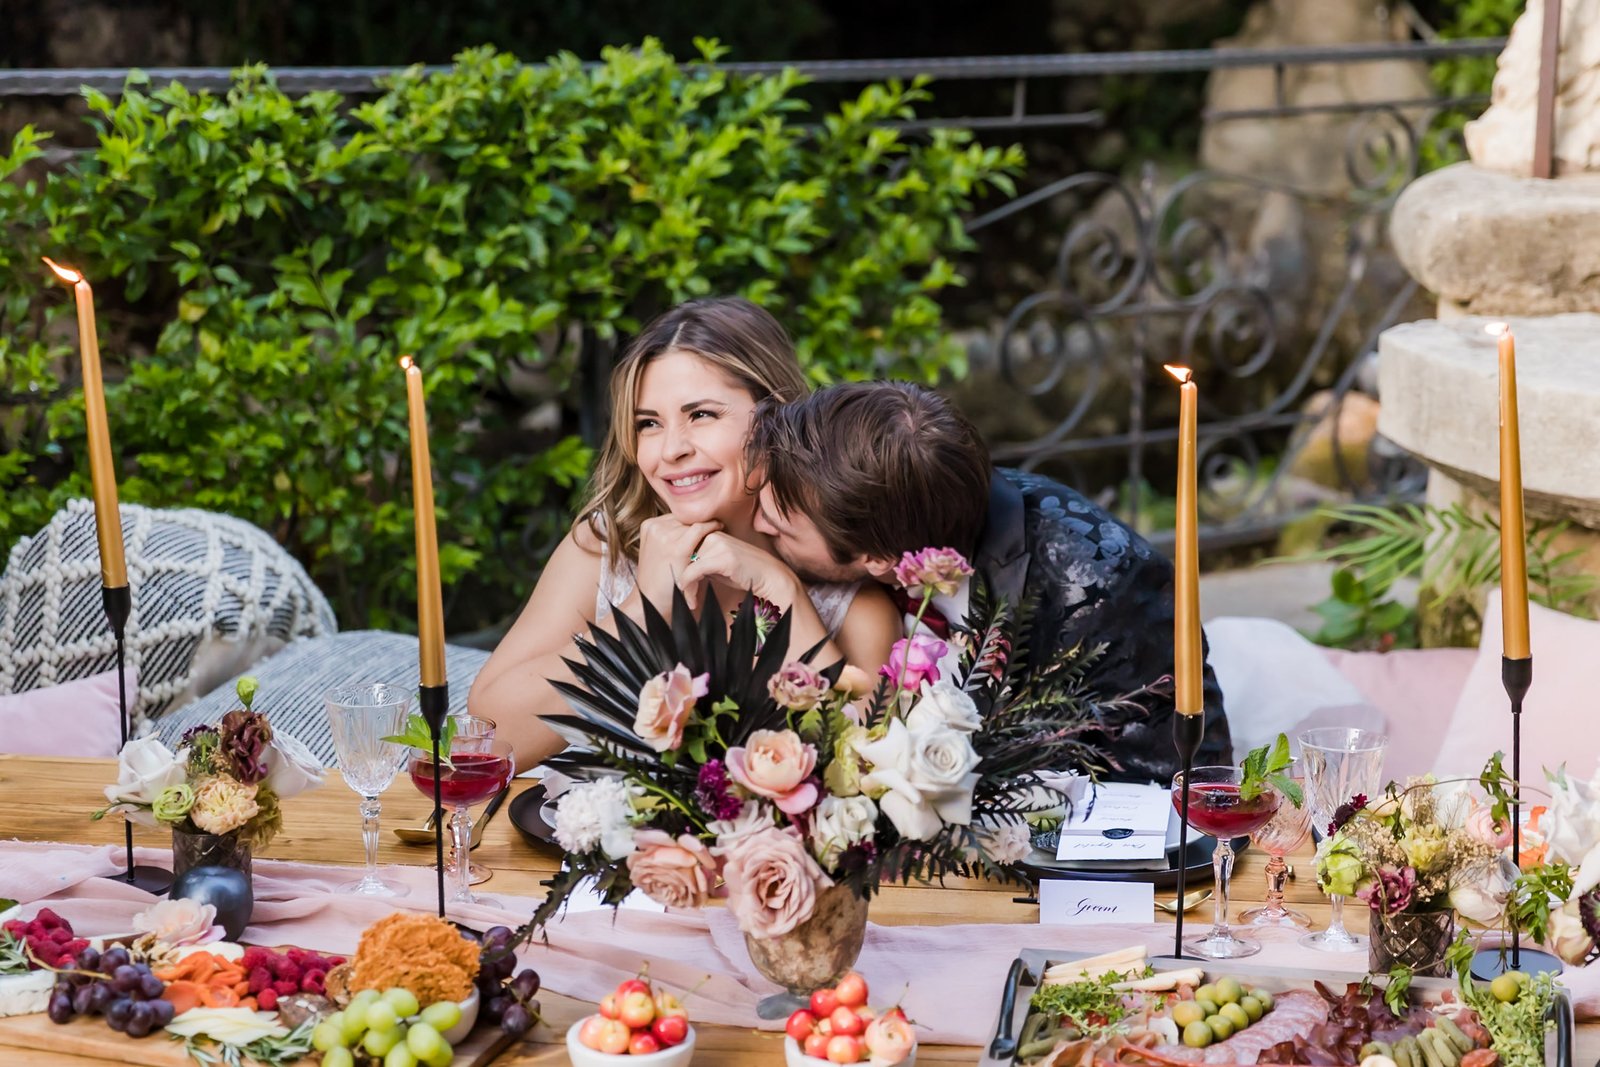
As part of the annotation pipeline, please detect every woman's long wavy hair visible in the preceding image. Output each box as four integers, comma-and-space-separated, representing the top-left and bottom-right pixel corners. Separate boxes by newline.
580, 297, 810, 564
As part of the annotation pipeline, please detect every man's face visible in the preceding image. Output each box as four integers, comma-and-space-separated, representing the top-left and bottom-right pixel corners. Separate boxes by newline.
753, 486, 874, 584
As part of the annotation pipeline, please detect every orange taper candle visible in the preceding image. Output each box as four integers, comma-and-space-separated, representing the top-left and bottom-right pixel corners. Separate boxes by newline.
1490, 323, 1531, 660
401, 356, 446, 687
1165, 364, 1203, 715
44, 258, 127, 589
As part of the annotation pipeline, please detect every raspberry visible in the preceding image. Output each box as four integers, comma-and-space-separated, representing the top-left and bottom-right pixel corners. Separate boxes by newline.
23, 921, 44, 939
257, 988, 278, 1011
240, 947, 270, 971
34, 908, 65, 930
247, 967, 273, 995
48, 927, 72, 944
272, 979, 297, 998
301, 971, 326, 995
328, 957, 346, 967
273, 960, 302, 984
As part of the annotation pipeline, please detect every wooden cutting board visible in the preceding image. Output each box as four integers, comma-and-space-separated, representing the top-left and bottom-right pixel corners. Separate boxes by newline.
0, 1011, 522, 1066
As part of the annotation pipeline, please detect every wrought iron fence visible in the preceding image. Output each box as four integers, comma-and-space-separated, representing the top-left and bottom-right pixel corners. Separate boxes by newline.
1, 38, 1501, 559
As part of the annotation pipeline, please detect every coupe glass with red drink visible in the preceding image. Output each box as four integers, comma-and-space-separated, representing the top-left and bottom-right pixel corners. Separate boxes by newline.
1171, 766, 1282, 959
409, 715, 515, 906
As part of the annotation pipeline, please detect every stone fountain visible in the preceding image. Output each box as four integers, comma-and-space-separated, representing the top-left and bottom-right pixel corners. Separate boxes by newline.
1379, 0, 1600, 643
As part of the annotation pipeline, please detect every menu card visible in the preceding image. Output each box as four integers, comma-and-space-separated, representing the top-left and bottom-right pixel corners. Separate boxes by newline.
1055, 782, 1174, 863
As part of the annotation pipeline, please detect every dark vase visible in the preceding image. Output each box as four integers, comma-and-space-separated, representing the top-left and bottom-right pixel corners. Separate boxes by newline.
171, 828, 253, 882
1370, 909, 1456, 977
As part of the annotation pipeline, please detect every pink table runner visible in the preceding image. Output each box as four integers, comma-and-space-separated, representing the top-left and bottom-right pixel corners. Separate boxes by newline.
4, 841, 1596, 1046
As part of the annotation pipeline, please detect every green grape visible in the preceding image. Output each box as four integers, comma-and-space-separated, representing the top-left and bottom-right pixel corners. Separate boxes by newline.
323, 1048, 356, 1067
385, 1043, 420, 1067
313, 1020, 348, 1052
419, 1000, 462, 1034
364, 1025, 402, 1057
407, 1022, 451, 1064
337, 1008, 368, 1044
351, 989, 383, 1010
384, 987, 422, 1018
366, 1001, 401, 1033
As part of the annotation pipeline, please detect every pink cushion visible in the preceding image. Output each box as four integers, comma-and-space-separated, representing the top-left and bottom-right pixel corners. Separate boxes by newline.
1322, 646, 1477, 781
0, 668, 135, 757
1431, 591, 1600, 780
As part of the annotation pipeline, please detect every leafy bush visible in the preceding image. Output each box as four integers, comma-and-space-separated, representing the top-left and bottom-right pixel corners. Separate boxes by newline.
0, 41, 1022, 631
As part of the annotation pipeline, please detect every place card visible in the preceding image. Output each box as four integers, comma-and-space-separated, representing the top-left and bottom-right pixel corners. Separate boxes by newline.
1038, 879, 1156, 926
1055, 781, 1172, 863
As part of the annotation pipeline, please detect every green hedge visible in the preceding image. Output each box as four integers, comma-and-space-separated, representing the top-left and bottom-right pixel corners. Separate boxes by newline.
0, 42, 1022, 632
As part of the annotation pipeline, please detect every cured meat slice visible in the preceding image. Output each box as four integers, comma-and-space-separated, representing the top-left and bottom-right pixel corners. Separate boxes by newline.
1147, 989, 1330, 1064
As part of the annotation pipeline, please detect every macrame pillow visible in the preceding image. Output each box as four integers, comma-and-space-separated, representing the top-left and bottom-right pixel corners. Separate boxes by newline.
0, 500, 337, 732
156, 632, 489, 767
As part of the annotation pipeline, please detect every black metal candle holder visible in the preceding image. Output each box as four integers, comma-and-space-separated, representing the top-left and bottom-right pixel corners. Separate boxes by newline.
418, 683, 449, 918
103, 584, 173, 894
1172, 713, 1205, 960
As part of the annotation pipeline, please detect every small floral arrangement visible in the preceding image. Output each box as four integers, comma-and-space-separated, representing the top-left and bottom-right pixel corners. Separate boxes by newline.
530, 546, 1134, 938
1315, 774, 1511, 921
1519, 762, 1600, 963
95, 677, 324, 850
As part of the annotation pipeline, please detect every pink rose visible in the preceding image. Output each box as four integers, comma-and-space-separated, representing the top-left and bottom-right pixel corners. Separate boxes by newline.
892, 546, 973, 600
1465, 806, 1514, 850
880, 634, 947, 692
767, 662, 830, 712
633, 664, 709, 753
625, 830, 718, 909
131, 898, 224, 947
721, 826, 833, 938
864, 1012, 917, 1066
726, 730, 818, 815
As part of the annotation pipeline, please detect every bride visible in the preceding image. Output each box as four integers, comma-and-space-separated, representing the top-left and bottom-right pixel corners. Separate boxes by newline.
470, 297, 900, 766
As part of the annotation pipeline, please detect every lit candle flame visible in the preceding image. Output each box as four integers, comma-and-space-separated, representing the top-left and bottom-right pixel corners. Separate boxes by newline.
1486, 322, 1510, 338
42, 257, 84, 285
1164, 364, 1193, 384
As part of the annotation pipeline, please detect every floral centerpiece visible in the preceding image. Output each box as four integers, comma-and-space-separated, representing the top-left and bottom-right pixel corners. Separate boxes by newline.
526, 547, 1132, 994
1519, 762, 1600, 964
96, 677, 324, 877
1316, 774, 1513, 976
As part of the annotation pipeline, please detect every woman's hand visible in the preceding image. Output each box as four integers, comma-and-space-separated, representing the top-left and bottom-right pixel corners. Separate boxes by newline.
634, 515, 721, 613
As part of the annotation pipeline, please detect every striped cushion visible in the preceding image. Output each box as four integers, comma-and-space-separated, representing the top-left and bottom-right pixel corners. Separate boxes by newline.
155, 631, 490, 767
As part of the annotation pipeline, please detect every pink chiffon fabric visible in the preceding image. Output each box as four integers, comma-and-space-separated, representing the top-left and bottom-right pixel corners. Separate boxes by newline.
3, 841, 1595, 1044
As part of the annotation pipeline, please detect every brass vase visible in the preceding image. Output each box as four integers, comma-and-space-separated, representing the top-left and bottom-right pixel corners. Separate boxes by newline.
1369, 909, 1455, 977
744, 884, 869, 998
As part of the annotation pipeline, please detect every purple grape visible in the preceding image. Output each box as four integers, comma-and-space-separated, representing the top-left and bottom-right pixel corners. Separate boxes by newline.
47, 993, 74, 1025
510, 970, 539, 1000
126, 1001, 154, 1037
87, 983, 114, 1014
72, 984, 97, 1015
111, 965, 142, 994
100, 947, 131, 971
106, 997, 135, 1030
76, 946, 100, 971
483, 925, 513, 949
147, 998, 175, 1027
501, 1003, 532, 1037
485, 994, 510, 1022
53, 978, 73, 999
138, 972, 164, 1000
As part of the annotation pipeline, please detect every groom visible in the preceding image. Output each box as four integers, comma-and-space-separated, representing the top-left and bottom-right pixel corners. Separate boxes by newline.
731, 380, 1232, 783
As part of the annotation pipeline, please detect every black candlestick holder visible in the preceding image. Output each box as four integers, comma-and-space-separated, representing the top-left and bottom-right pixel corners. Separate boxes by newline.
419, 683, 449, 918
1171, 713, 1205, 960
104, 585, 173, 895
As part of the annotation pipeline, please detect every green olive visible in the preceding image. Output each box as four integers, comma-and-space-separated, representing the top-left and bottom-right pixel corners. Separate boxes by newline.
1183, 1021, 1215, 1048
1195, 984, 1218, 1005
1489, 974, 1521, 1003
1253, 990, 1275, 1012
1208, 1016, 1235, 1042
1215, 977, 1243, 1005
1240, 996, 1264, 1022
1220, 1003, 1250, 1030
1171, 1002, 1207, 1029
1194, 998, 1220, 1018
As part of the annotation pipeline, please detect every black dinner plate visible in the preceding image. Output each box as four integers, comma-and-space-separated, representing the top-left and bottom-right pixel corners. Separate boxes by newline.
509, 783, 559, 849
1015, 834, 1243, 888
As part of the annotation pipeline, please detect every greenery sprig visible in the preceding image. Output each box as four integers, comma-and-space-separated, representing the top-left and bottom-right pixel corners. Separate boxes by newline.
1240, 734, 1303, 806
1383, 964, 1413, 1018
172, 1019, 316, 1067
1028, 966, 1155, 1038
382, 713, 458, 754
0, 930, 29, 976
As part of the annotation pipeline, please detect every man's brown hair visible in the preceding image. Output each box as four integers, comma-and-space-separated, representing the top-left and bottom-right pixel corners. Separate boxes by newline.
748, 381, 992, 563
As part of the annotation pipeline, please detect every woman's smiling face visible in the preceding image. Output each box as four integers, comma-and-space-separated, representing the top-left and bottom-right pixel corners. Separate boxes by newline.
634, 349, 760, 526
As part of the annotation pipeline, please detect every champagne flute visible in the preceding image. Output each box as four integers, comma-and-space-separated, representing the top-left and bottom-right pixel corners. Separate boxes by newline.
1170, 766, 1282, 959
325, 683, 412, 897
1298, 727, 1388, 952
409, 716, 515, 907
1240, 774, 1312, 928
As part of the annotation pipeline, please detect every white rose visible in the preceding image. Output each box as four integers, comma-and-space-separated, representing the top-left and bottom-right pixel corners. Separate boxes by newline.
809, 795, 878, 869
262, 731, 325, 799
104, 737, 187, 826
905, 682, 981, 734
1543, 765, 1600, 866
975, 818, 1032, 865
857, 719, 980, 841
1571, 842, 1600, 898
1448, 857, 1515, 924
1549, 898, 1597, 964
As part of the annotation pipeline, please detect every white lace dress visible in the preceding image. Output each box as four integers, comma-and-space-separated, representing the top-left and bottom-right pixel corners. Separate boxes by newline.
594, 539, 860, 633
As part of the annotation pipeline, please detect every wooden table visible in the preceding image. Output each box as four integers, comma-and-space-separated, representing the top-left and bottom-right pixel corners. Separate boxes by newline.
0, 756, 1589, 1066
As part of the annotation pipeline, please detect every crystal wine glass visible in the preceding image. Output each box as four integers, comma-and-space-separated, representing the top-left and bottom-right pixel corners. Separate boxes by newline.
1171, 766, 1282, 959
1298, 726, 1388, 952
325, 682, 413, 897
1240, 774, 1312, 928
409, 716, 515, 907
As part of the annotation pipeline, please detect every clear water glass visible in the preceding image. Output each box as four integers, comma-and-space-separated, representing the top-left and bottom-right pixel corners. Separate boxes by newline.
326, 682, 413, 897
1298, 727, 1388, 952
